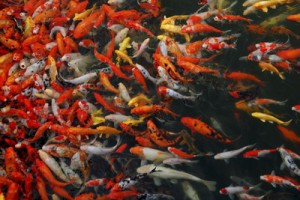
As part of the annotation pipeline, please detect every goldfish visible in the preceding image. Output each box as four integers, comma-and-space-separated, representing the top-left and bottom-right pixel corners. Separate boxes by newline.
258, 61, 285, 79
251, 112, 292, 126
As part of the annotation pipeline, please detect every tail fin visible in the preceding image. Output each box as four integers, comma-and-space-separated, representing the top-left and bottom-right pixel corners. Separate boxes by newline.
277, 99, 288, 106
279, 72, 285, 80
202, 180, 217, 191
282, 119, 292, 126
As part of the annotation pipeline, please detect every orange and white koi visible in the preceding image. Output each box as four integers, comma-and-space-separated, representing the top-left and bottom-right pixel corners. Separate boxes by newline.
260, 171, 300, 190
248, 98, 287, 107
130, 146, 174, 162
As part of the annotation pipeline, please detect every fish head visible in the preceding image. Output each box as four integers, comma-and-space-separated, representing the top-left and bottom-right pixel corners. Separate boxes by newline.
130, 146, 144, 157
219, 188, 228, 194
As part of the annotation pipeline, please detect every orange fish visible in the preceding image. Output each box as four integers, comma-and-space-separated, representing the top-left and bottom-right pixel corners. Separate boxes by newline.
181, 117, 233, 143
225, 71, 265, 86
277, 125, 300, 143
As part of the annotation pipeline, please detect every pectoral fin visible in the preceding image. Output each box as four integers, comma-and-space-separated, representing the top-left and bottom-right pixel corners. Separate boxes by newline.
261, 7, 268, 12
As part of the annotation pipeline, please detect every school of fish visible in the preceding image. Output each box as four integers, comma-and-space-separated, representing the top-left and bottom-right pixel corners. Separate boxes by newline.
0, 0, 300, 199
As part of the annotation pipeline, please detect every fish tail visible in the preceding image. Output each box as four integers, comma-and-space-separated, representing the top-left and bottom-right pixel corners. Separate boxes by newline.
279, 72, 285, 80
277, 99, 288, 105
282, 119, 292, 126
201, 180, 217, 191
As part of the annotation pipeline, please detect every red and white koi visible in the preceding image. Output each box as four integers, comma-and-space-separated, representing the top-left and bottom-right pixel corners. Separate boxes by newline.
243, 148, 277, 159
219, 184, 261, 199
292, 105, 300, 113
157, 86, 198, 101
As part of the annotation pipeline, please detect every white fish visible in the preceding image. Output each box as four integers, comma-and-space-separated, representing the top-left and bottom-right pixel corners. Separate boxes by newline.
219, 184, 261, 199
59, 158, 83, 187
214, 144, 255, 162
118, 83, 131, 102
135, 63, 158, 84
137, 164, 216, 191
105, 113, 133, 127
132, 38, 150, 58
61, 72, 98, 85
163, 157, 198, 166
38, 150, 68, 182
181, 181, 201, 200
278, 147, 300, 176
114, 28, 129, 46
80, 137, 121, 156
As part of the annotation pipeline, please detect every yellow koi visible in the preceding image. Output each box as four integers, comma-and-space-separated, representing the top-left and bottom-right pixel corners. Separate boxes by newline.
23, 16, 35, 39
123, 117, 145, 126
91, 109, 106, 125
253, 0, 294, 13
73, 4, 96, 21
161, 15, 189, 26
128, 94, 153, 107
116, 37, 131, 66
251, 112, 292, 126
160, 24, 190, 42
114, 50, 135, 66
258, 62, 285, 80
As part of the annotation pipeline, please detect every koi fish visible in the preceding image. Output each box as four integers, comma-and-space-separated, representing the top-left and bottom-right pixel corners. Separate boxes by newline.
219, 184, 261, 199
214, 144, 255, 162
292, 105, 300, 113
181, 117, 234, 143
248, 98, 287, 107
258, 61, 285, 80
260, 171, 300, 190
251, 112, 292, 126
137, 164, 216, 191
277, 125, 300, 143
278, 147, 300, 176
80, 137, 121, 156
243, 148, 277, 159
130, 146, 174, 162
